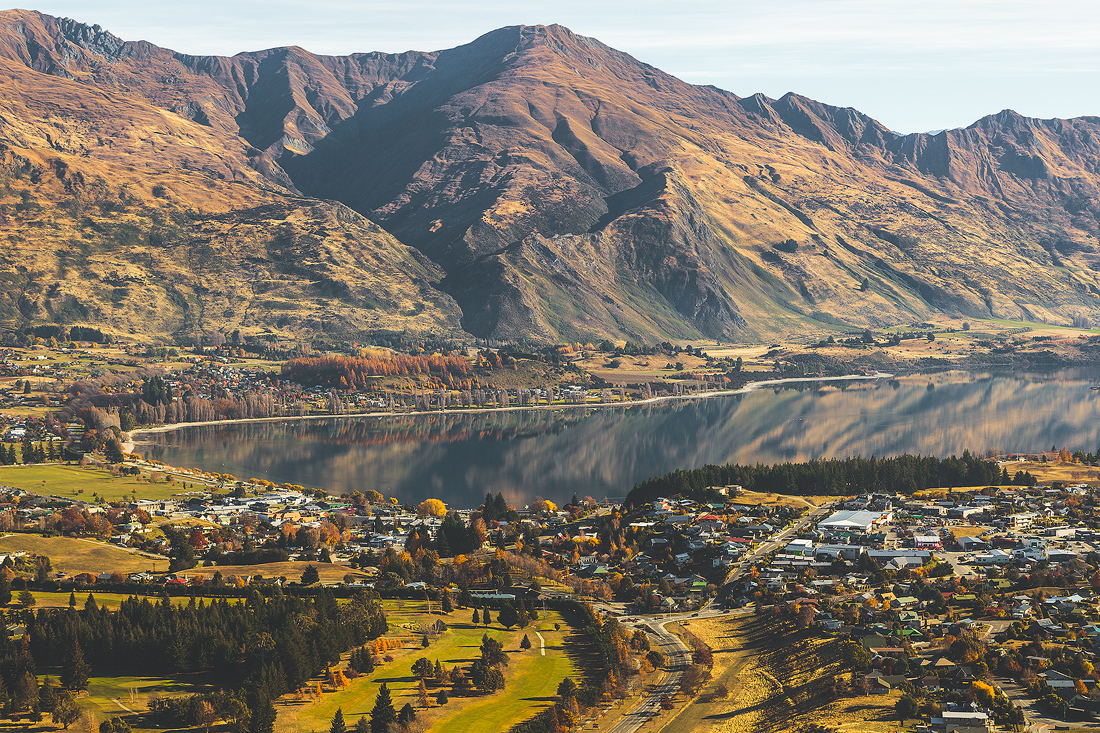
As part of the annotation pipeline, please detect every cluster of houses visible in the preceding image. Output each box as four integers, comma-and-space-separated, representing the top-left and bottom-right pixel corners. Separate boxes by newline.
711, 488, 1100, 728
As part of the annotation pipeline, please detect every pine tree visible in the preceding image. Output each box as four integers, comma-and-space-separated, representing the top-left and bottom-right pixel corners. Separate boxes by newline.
482, 606, 492, 625
436, 531, 451, 558
301, 565, 320, 585
61, 646, 90, 691
433, 660, 445, 686
68, 591, 76, 609
330, 708, 346, 733
249, 697, 276, 733
38, 676, 57, 713
498, 601, 518, 629
417, 679, 428, 709
354, 718, 369, 733
52, 691, 80, 730
104, 438, 125, 464
441, 589, 453, 613
520, 634, 532, 650
369, 683, 396, 733
472, 608, 479, 624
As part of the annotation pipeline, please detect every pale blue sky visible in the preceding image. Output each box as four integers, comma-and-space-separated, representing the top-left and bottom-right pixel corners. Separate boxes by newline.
21, 0, 1100, 133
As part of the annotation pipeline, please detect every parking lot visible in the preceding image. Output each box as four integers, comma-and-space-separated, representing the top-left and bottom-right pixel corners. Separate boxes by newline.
886, 521, 1100, 577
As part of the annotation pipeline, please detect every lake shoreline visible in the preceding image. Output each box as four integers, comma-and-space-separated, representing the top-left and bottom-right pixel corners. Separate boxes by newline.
125, 371, 893, 451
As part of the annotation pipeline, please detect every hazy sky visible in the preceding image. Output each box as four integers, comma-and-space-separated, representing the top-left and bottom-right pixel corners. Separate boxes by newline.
25, 0, 1100, 133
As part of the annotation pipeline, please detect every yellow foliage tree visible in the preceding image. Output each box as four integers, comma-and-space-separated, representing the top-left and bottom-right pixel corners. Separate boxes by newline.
532, 499, 558, 513
418, 499, 447, 517
970, 681, 995, 706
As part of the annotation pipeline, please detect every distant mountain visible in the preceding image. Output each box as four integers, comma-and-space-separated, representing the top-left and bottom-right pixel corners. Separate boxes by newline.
0, 10, 1098, 344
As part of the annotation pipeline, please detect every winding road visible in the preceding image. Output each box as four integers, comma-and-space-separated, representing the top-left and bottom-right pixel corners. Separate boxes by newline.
599, 500, 836, 733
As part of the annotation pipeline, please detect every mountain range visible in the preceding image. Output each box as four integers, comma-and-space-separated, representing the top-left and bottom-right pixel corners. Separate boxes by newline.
0, 9, 1098, 344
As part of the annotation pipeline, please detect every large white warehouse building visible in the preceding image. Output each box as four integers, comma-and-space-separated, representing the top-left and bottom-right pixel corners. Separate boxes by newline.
817, 510, 892, 533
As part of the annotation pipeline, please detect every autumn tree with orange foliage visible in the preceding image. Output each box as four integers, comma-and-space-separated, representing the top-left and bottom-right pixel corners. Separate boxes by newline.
282, 354, 472, 390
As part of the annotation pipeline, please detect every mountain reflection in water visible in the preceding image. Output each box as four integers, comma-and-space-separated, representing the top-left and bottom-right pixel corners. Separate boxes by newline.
140, 369, 1100, 508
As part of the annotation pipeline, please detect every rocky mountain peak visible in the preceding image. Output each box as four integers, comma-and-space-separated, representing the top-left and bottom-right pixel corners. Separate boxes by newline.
0, 11, 1099, 344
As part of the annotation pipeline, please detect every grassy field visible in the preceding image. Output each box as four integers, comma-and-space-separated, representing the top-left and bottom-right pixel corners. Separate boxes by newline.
1008, 460, 1100, 486
0, 672, 213, 733
0, 534, 163, 575
276, 606, 578, 733
951, 526, 988, 538
0, 464, 187, 501
177, 561, 370, 584
77, 672, 214, 728
664, 614, 897, 733
0, 599, 581, 733
736, 491, 842, 509
23, 590, 197, 610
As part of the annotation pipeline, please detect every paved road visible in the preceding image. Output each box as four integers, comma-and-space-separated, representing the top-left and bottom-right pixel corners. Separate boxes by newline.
600, 503, 833, 733
995, 677, 1071, 732
719, 502, 836, 592
603, 623, 690, 733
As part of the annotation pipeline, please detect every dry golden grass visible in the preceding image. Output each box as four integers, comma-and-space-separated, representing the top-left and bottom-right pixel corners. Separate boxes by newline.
176, 561, 369, 583
665, 615, 896, 733
1009, 460, 1100, 485
735, 491, 841, 508
950, 526, 988, 538
0, 534, 159, 575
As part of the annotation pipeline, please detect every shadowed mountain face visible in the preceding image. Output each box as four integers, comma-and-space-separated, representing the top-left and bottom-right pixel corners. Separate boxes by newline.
1, 12, 1099, 343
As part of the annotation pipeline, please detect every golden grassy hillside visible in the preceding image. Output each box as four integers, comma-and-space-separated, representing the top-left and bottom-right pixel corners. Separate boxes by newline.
0, 12, 1099, 344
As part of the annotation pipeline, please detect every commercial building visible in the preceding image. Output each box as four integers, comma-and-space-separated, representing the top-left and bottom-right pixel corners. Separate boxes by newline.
817, 510, 891, 533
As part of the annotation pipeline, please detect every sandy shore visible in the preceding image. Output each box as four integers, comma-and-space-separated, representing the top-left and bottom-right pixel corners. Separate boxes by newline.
124, 371, 892, 452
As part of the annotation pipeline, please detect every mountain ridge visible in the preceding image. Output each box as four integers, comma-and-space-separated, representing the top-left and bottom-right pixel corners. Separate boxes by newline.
0, 10, 1098, 343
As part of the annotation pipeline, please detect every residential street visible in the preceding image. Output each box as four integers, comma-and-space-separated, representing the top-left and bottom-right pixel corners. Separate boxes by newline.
599, 501, 834, 733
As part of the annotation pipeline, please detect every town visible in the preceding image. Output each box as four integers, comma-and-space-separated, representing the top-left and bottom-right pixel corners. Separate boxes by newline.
0, 449, 1095, 733
3, 339, 1100, 732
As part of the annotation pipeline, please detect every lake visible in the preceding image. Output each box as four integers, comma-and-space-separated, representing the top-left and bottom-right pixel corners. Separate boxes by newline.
137, 368, 1100, 509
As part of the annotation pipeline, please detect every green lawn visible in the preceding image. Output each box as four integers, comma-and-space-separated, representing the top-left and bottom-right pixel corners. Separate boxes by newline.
430, 616, 575, 733
78, 673, 210, 722
0, 464, 186, 501
278, 609, 577, 733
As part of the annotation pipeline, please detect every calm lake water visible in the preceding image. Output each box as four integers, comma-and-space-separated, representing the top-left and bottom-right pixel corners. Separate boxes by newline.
138, 368, 1100, 509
